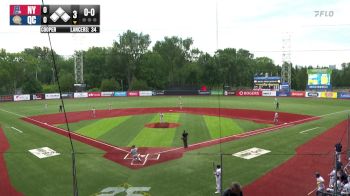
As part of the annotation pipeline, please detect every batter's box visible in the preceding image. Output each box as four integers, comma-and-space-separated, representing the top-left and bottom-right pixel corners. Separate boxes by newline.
147, 153, 160, 160
123, 153, 133, 160
131, 154, 148, 166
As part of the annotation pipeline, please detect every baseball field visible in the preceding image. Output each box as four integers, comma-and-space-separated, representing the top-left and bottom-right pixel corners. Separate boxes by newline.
0, 96, 349, 195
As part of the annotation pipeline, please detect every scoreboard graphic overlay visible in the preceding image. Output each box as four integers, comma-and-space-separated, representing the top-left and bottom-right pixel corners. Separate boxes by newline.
10, 5, 100, 33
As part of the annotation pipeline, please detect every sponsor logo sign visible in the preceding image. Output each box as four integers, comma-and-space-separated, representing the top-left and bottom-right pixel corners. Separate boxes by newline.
32, 93, 44, 100
13, 94, 30, 101
224, 91, 235, 96
236, 90, 262, 96
28, 147, 60, 159
305, 92, 320, 98
0, 95, 14, 102
291, 91, 305, 97
74, 92, 88, 98
198, 91, 211, 95
114, 91, 127, 97
61, 93, 73, 99
338, 92, 350, 99
101, 91, 114, 97
88, 92, 101, 98
152, 90, 164, 96
262, 91, 277, 97
139, 91, 153, 96
320, 92, 337, 98
277, 91, 290, 97
45, 93, 60, 100
127, 91, 139, 97
233, 147, 271, 160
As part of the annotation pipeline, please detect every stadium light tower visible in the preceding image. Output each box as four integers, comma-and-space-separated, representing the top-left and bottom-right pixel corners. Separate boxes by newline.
74, 51, 85, 91
281, 32, 291, 88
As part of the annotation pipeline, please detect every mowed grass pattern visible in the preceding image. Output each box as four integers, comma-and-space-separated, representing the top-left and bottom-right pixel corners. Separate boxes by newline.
204, 115, 243, 138
129, 113, 180, 147
58, 113, 268, 147
76, 116, 130, 138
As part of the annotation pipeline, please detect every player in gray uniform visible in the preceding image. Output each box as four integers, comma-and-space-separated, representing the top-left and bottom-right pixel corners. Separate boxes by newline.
130, 145, 141, 162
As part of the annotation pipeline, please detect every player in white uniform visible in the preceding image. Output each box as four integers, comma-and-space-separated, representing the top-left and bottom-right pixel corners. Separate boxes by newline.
273, 112, 279, 125
130, 145, 141, 162
159, 112, 164, 123
178, 96, 183, 110
92, 107, 96, 118
328, 168, 336, 188
214, 165, 221, 194
315, 172, 325, 195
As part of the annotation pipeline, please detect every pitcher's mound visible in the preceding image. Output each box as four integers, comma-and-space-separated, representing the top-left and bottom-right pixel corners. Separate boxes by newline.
145, 122, 181, 128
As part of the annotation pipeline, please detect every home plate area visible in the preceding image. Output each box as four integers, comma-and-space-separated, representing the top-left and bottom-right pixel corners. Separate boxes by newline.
124, 152, 160, 166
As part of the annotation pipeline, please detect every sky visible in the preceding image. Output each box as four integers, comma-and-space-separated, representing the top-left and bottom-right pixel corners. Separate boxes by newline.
1, 0, 350, 67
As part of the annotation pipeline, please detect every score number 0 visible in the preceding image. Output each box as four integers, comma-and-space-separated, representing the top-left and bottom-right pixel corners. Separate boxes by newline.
84, 8, 95, 16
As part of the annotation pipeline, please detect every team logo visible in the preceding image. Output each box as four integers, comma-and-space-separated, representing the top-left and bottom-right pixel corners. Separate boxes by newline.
12, 15, 22, 25
13, 5, 21, 15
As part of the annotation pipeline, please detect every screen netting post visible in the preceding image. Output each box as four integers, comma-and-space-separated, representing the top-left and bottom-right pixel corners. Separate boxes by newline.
347, 114, 350, 159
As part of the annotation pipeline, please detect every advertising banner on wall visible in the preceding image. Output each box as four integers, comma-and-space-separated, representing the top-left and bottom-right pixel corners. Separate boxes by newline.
236, 90, 262, 96
152, 90, 165, 96
0, 95, 13, 102
224, 91, 236, 96
32, 93, 45, 100
277, 91, 290, 97
61, 93, 73, 99
88, 92, 101, 98
305, 92, 321, 98
198, 91, 211, 95
45, 93, 60, 100
262, 91, 277, 97
290, 91, 305, 97
74, 92, 88, 98
14, 94, 30, 101
127, 91, 139, 97
338, 92, 350, 99
101, 92, 114, 97
139, 91, 152, 96
114, 91, 127, 97
320, 92, 337, 98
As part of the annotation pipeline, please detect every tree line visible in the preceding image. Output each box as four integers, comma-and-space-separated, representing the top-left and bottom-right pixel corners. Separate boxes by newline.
0, 30, 349, 95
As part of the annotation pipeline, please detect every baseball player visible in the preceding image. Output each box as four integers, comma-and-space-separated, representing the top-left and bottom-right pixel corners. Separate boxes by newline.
92, 107, 96, 118
273, 112, 279, 125
130, 145, 141, 162
214, 165, 221, 194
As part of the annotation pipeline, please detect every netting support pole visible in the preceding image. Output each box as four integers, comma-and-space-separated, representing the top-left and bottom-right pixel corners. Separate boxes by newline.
220, 153, 223, 195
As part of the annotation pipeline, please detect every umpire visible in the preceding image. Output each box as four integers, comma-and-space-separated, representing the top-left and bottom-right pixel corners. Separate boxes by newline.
182, 130, 188, 148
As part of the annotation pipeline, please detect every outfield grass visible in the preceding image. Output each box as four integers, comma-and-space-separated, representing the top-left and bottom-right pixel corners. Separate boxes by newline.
0, 96, 349, 195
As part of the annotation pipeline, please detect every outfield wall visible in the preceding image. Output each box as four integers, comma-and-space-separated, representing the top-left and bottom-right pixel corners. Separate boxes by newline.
1, 90, 350, 102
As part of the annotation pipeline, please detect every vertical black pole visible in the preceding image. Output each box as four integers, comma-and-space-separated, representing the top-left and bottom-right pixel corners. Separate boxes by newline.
334, 152, 337, 196
346, 114, 350, 158
220, 153, 223, 195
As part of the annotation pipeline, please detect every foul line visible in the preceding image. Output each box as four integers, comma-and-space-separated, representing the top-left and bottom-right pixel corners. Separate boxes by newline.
10, 127, 23, 133
0, 108, 129, 153
300, 127, 320, 134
